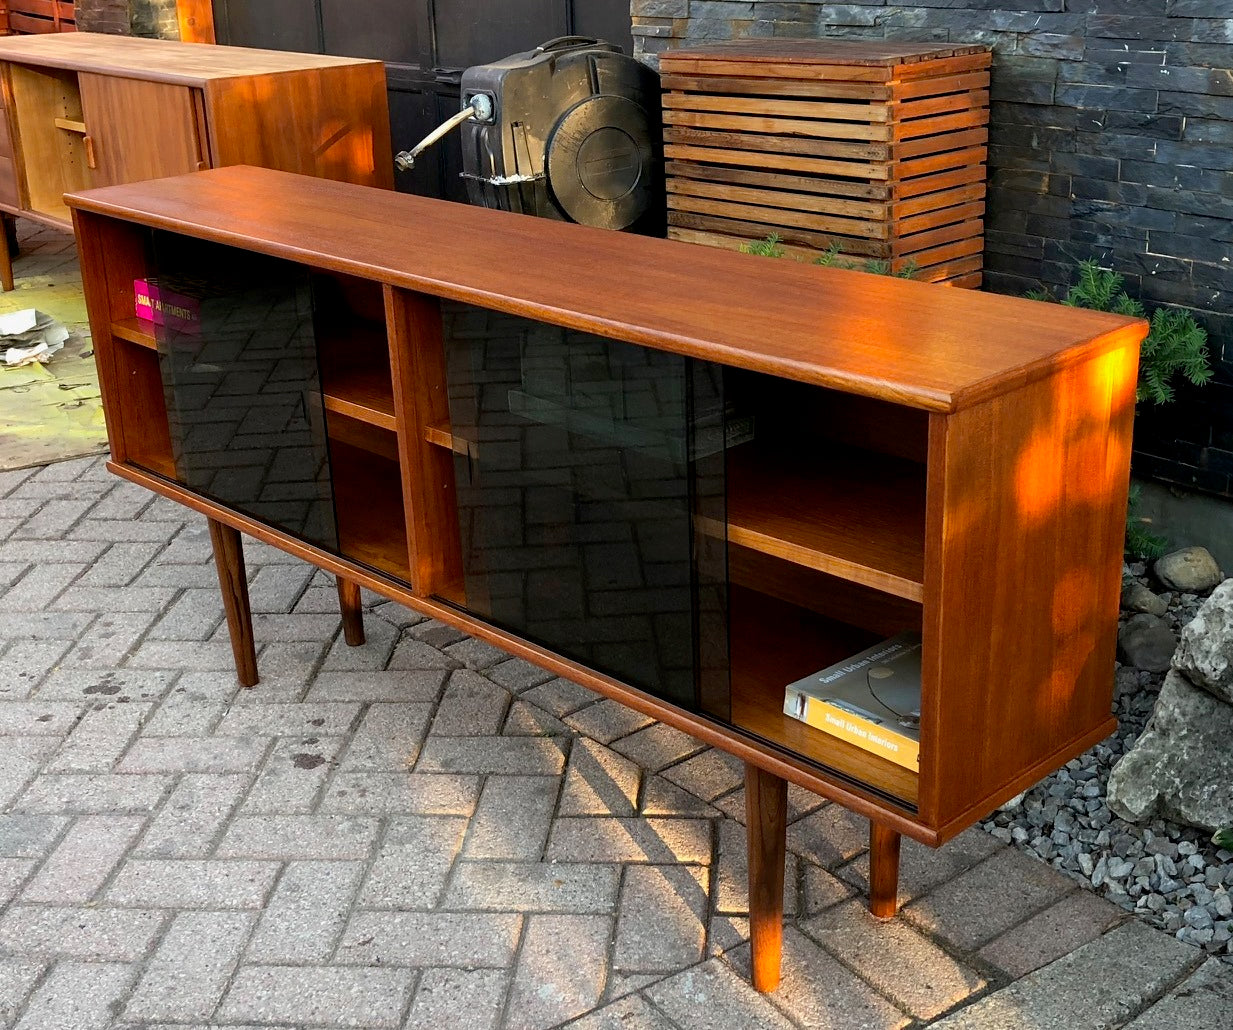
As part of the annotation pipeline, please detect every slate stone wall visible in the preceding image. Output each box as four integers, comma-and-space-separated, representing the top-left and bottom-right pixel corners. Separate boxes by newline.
633, 1, 1233, 498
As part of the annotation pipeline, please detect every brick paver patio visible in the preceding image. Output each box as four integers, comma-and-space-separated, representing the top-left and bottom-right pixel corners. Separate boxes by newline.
0, 454, 1230, 1030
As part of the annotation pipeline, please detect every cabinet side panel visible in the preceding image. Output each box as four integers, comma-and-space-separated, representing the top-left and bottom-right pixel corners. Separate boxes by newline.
206, 65, 393, 189
920, 342, 1139, 833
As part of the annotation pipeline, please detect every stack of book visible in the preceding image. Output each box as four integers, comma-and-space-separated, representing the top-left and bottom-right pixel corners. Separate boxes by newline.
783, 632, 922, 770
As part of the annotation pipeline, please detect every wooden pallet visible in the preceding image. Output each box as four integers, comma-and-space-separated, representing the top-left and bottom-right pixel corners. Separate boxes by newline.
660, 40, 991, 287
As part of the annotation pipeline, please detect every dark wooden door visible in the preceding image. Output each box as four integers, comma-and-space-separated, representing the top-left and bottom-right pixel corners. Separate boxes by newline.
212, 0, 634, 202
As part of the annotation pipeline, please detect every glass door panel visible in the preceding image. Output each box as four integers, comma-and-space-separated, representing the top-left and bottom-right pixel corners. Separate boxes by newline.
149, 230, 339, 552
440, 302, 729, 716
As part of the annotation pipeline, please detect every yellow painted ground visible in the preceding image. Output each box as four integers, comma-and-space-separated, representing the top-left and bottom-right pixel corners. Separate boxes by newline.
0, 225, 109, 471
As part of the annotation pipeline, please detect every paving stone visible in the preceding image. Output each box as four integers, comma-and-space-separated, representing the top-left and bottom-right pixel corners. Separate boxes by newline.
35, 668, 177, 703
13, 771, 172, 814
403, 967, 508, 1030
802, 861, 857, 915
215, 700, 360, 737
1123, 957, 1233, 1030
45, 703, 152, 773
506, 914, 612, 1030
245, 860, 364, 963
247, 562, 316, 614
484, 657, 559, 693
614, 864, 709, 972
217, 815, 380, 861
0, 958, 44, 1029
558, 739, 640, 817
546, 817, 712, 864
0, 563, 82, 612
21, 814, 144, 903
0, 639, 72, 699
358, 816, 469, 909
430, 670, 514, 736
125, 639, 240, 672
319, 615, 399, 672
12, 960, 135, 1030
145, 588, 224, 642
442, 635, 510, 671
646, 956, 797, 1030
903, 846, 1075, 951
443, 861, 620, 913
338, 702, 433, 771
305, 669, 446, 703
11, 498, 92, 540
565, 994, 679, 1030
386, 637, 460, 671
52, 584, 178, 613
713, 783, 827, 827
640, 775, 723, 818
239, 735, 346, 815
726, 931, 910, 1030
609, 723, 706, 771
0, 701, 83, 736
0, 860, 32, 909
715, 819, 797, 917
417, 736, 567, 776
133, 773, 249, 858
106, 858, 280, 909
338, 911, 523, 968
801, 900, 986, 1021
463, 775, 560, 860
322, 772, 480, 816
929, 921, 1201, 1030
978, 888, 1127, 978
124, 911, 255, 1023
0, 814, 68, 858
139, 695, 227, 736
520, 677, 599, 718
0, 611, 94, 641
117, 737, 270, 775
0, 739, 59, 810
0, 906, 164, 960
503, 700, 569, 736
838, 826, 1004, 908
660, 748, 745, 803
786, 803, 870, 870
217, 965, 413, 1028
564, 698, 654, 744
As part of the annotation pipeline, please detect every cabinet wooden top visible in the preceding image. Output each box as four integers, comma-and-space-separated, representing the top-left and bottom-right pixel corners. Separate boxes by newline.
66, 165, 1146, 413
0, 32, 379, 85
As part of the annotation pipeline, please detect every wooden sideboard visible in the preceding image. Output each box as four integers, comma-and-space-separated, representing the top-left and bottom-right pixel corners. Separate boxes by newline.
66, 165, 1147, 992
0, 31, 392, 289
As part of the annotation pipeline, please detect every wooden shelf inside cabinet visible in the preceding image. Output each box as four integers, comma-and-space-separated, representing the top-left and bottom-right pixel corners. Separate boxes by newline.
110, 317, 157, 350
423, 419, 478, 460
729, 586, 919, 806
329, 439, 411, 582
318, 322, 397, 432
705, 442, 926, 602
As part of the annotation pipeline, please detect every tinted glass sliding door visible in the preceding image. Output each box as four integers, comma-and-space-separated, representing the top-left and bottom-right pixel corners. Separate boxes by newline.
441, 302, 729, 715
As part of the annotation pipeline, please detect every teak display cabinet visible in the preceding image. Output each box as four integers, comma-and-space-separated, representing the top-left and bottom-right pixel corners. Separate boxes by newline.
67, 166, 1147, 992
0, 31, 392, 289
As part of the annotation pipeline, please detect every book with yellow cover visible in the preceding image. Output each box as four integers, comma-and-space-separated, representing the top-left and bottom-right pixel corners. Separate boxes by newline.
782, 632, 922, 771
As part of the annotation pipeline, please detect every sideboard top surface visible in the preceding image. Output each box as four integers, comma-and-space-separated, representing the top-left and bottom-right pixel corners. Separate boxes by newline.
66, 165, 1146, 413
0, 32, 379, 85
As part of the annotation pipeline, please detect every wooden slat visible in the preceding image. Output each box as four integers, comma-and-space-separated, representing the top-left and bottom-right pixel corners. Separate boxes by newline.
896, 145, 987, 181
897, 201, 985, 237
667, 210, 890, 258
895, 236, 984, 274
665, 160, 891, 201
661, 73, 890, 102
663, 91, 889, 123
663, 108, 890, 143
893, 52, 992, 82
667, 177, 889, 221
660, 57, 893, 82
664, 125, 890, 162
891, 71, 989, 101
892, 218, 984, 258
893, 108, 990, 143
664, 38, 987, 67
893, 164, 985, 200
664, 143, 891, 181
668, 192, 886, 239
893, 182, 987, 220
894, 89, 989, 120
893, 126, 988, 160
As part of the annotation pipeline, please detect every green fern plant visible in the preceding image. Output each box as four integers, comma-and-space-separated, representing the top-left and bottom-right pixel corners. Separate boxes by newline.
1030, 260, 1212, 404
1214, 827, 1233, 851
743, 235, 917, 278
1124, 484, 1168, 561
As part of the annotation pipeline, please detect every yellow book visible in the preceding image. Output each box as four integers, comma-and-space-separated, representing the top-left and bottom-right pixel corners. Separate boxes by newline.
783, 633, 921, 771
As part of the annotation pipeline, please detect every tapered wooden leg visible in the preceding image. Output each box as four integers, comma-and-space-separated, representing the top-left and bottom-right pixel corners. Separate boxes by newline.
745, 763, 787, 993
336, 576, 365, 646
207, 518, 258, 688
0, 216, 14, 292
869, 821, 902, 919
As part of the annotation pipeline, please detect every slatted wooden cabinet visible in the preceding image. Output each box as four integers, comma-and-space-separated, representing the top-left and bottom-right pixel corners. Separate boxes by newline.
68, 166, 1146, 992
661, 40, 991, 286
0, 31, 392, 288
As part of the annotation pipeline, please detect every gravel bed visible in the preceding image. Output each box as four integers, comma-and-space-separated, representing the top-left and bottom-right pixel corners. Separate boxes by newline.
982, 563, 1233, 960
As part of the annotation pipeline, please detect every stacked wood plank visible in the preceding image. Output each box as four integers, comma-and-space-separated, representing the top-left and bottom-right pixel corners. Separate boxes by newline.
660, 40, 992, 287
0, 1, 76, 35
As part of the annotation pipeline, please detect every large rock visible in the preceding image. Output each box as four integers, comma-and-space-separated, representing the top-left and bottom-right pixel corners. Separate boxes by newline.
1107, 670, 1233, 832
1154, 546, 1224, 594
1120, 580, 1168, 617
1116, 613, 1176, 673
1174, 579, 1233, 703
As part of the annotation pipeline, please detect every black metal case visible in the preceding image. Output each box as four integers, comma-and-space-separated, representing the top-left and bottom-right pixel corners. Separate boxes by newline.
459, 37, 663, 234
